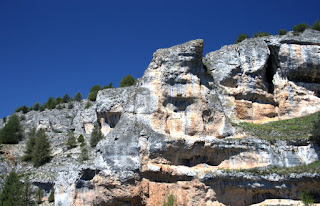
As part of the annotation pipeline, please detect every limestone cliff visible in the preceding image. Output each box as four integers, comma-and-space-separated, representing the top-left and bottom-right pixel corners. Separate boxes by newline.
1, 29, 320, 206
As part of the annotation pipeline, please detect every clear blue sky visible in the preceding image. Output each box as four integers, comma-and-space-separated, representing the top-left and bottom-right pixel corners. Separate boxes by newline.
1, 0, 319, 117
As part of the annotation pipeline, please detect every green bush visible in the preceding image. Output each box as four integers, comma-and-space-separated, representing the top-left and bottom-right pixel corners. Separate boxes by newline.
33, 102, 40, 111
48, 188, 54, 203
235, 33, 249, 43
0, 114, 23, 144
63, 94, 71, 103
55, 97, 63, 106
87, 85, 102, 101
40, 105, 46, 112
162, 194, 176, 206
90, 124, 104, 147
2, 117, 6, 123
80, 146, 89, 161
85, 101, 92, 109
102, 82, 113, 89
73, 92, 82, 102
293, 23, 309, 35
253, 31, 270, 38
66, 131, 77, 150
78, 134, 84, 143
21, 106, 29, 114
120, 75, 136, 87
46, 97, 56, 109
312, 20, 320, 31
300, 191, 314, 206
278, 29, 287, 35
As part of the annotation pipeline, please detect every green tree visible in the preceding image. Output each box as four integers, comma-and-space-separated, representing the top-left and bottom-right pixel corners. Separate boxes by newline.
15, 107, 22, 113
0, 114, 23, 144
63, 94, 71, 103
278, 29, 287, 35
87, 85, 101, 101
73, 92, 82, 102
120, 75, 136, 87
2, 117, 6, 123
0, 171, 25, 206
78, 134, 84, 143
162, 194, 176, 206
40, 105, 46, 112
21, 106, 29, 114
312, 20, 320, 31
102, 82, 113, 89
32, 129, 51, 167
55, 97, 63, 106
90, 124, 104, 147
22, 128, 37, 162
48, 188, 54, 203
46, 97, 56, 109
33, 102, 40, 111
66, 131, 77, 149
293, 23, 309, 35
79, 146, 89, 161
253, 31, 270, 38
235, 33, 249, 43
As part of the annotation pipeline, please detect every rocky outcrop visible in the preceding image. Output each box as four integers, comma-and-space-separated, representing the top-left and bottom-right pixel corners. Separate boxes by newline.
1, 29, 320, 206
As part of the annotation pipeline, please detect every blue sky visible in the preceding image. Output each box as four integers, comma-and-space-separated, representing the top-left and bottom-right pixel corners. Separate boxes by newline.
1, 0, 319, 117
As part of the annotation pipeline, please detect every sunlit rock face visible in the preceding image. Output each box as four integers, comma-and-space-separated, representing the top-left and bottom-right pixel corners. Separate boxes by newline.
140, 39, 233, 138
204, 29, 320, 122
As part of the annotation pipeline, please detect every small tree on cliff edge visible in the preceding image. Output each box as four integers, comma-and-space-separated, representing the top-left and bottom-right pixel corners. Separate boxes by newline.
120, 75, 136, 87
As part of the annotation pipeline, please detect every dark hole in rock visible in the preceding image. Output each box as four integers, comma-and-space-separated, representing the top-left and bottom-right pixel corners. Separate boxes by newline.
97, 112, 121, 128
80, 169, 97, 181
264, 53, 277, 94
164, 97, 194, 112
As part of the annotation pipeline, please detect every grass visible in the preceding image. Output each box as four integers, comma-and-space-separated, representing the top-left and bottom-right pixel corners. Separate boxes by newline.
223, 161, 320, 175
235, 112, 319, 141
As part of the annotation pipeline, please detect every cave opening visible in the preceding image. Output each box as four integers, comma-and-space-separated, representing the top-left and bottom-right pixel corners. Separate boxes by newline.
97, 112, 122, 128
164, 97, 194, 112
264, 53, 277, 94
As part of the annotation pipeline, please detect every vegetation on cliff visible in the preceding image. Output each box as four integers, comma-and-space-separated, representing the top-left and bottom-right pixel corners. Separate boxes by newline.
236, 111, 319, 142
0, 114, 23, 144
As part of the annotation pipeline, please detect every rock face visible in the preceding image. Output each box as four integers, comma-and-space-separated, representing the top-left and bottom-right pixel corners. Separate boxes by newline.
1, 29, 320, 206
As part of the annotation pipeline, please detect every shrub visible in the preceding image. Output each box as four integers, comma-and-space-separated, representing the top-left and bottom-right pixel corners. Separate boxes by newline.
87, 85, 102, 101
253, 31, 270, 38
293, 23, 309, 35
90, 124, 104, 147
102, 82, 113, 89
15, 106, 22, 113
120, 75, 136, 87
73, 92, 82, 102
46, 97, 56, 109
63, 94, 71, 103
278, 29, 287, 35
311, 112, 320, 145
48, 188, 54, 203
66, 131, 77, 150
300, 191, 314, 206
85, 101, 92, 109
40, 105, 46, 112
55, 97, 63, 105
0, 114, 23, 144
80, 146, 89, 161
78, 134, 84, 143
162, 194, 176, 206
33, 102, 40, 111
21, 106, 29, 114
2, 117, 6, 123
235, 33, 249, 43
312, 20, 320, 31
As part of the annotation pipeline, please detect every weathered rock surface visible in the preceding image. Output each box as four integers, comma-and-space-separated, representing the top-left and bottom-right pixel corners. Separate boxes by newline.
1, 29, 320, 206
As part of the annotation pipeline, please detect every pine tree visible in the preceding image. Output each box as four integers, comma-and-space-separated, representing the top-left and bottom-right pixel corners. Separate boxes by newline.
32, 129, 51, 167
312, 20, 320, 31
0, 171, 25, 206
46, 97, 56, 109
66, 131, 77, 149
0, 114, 23, 144
63, 94, 71, 103
87, 85, 101, 101
73, 92, 82, 102
90, 124, 104, 147
33, 102, 40, 111
22, 128, 37, 162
